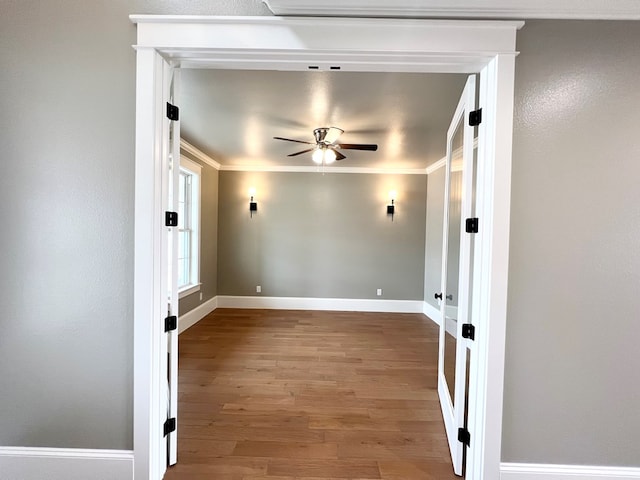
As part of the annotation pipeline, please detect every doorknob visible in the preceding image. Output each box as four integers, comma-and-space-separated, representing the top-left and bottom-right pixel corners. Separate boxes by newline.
446, 294, 453, 301
434, 293, 443, 300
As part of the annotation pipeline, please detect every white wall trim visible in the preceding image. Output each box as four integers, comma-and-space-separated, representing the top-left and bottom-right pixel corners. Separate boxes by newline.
178, 295, 218, 334
179, 296, 455, 332
179, 155, 202, 174
180, 139, 221, 170
501, 463, 640, 479
426, 137, 478, 175
0, 447, 133, 480
423, 300, 442, 325
0, 447, 134, 459
219, 164, 427, 175
178, 283, 201, 299
217, 295, 424, 313
426, 157, 446, 174
263, 0, 640, 20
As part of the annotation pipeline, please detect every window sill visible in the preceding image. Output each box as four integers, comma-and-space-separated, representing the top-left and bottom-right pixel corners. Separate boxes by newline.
178, 284, 201, 299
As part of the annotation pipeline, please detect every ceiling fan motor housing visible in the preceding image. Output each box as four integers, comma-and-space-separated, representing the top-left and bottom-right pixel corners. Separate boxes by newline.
313, 127, 328, 144
314, 127, 344, 145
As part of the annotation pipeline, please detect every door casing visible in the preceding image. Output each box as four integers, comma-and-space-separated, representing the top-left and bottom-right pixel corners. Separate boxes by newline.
132, 15, 522, 480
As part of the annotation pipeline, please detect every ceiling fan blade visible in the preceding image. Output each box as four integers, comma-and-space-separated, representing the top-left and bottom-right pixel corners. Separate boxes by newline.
287, 147, 316, 157
274, 136, 315, 145
334, 150, 347, 161
336, 143, 378, 151
324, 127, 344, 145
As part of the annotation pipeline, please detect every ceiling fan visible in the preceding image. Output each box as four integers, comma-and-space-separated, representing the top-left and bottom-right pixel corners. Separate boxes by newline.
274, 127, 378, 164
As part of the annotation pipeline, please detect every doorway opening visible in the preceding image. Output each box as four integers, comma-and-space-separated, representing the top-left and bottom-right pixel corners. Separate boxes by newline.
174, 66, 471, 477
132, 15, 521, 480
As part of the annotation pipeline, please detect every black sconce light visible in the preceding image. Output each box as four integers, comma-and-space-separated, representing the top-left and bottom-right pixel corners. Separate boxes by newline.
387, 190, 396, 221
249, 188, 257, 217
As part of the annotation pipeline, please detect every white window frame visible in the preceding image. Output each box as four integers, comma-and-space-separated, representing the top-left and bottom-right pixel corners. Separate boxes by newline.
177, 156, 201, 298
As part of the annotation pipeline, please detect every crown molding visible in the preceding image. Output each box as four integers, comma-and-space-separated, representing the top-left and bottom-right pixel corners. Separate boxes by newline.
180, 139, 221, 170
426, 158, 446, 174
263, 0, 640, 20
180, 141, 427, 174
219, 164, 427, 174
425, 137, 478, 174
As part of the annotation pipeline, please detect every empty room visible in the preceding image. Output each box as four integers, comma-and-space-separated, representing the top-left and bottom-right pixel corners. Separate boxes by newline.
166, 66, 470, 478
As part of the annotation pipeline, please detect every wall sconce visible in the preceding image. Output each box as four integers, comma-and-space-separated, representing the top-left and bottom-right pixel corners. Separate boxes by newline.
387, 190, 396, 221
249, 187, 257, 217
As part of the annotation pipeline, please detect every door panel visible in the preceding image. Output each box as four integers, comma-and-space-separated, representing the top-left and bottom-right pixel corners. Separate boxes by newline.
443, 124, 464, 404
167, 66, 180, 467
438, 74, 476, 476
160, 61, 180, 469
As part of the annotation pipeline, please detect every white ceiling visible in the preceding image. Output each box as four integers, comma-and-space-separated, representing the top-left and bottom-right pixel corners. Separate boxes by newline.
180, 69, 468, 169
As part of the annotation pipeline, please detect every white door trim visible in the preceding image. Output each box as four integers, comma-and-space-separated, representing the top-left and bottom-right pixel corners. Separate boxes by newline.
133, 47, 167, 480
467, 54, 517, 480
131, 15, 520, 480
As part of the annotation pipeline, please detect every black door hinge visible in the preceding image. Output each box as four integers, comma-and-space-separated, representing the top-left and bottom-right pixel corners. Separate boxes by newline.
163, 417, 176, 436
458, 427, 471, 447
462, 323, 475, 341
166, 102, 179, 121
165, 211, 178, 227
465, 217, 479, 234
469, 108, 482, 126
165, 315, 177, 332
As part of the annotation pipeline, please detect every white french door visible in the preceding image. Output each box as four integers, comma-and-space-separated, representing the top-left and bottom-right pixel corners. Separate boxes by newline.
162, 62, 180, 468
437, 74, 477, 476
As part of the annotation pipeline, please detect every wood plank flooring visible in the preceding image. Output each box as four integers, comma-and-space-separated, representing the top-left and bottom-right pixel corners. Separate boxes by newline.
164, 309, 458, 480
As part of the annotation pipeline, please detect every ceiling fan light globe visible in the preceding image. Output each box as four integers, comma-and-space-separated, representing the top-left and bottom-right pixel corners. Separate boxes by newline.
324, 148, 337, 164
312, 148, 324, 164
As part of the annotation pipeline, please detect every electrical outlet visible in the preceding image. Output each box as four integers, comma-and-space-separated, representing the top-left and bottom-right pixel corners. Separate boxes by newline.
256, 285, 261, 293
377, 288, 382, 296
199, 292, 203, 301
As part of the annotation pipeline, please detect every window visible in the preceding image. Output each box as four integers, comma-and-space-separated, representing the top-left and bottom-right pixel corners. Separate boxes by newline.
177, 156, 201, 297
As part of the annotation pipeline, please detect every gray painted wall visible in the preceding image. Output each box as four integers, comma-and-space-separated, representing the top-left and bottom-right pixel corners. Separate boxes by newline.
217, 171, 426, 300
178, 152, 219, 314
0, 0, 268, 451
504, 20, 640, 466
424, 168, 446, 308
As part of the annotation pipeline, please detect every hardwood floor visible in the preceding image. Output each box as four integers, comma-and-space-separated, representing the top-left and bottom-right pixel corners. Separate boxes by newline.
164, 308, 459, 480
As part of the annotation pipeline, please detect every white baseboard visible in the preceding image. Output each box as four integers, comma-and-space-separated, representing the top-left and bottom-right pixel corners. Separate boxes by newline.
501, 463, 640, 479
217, 295, 423, 313
178, 296, 218, 334
0, 447, 133, 480
423, 300, 441, 325
179, 296, 438, 333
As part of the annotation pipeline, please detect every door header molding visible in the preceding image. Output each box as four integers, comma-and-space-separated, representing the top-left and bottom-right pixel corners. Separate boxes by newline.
130, 15, 522, 73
